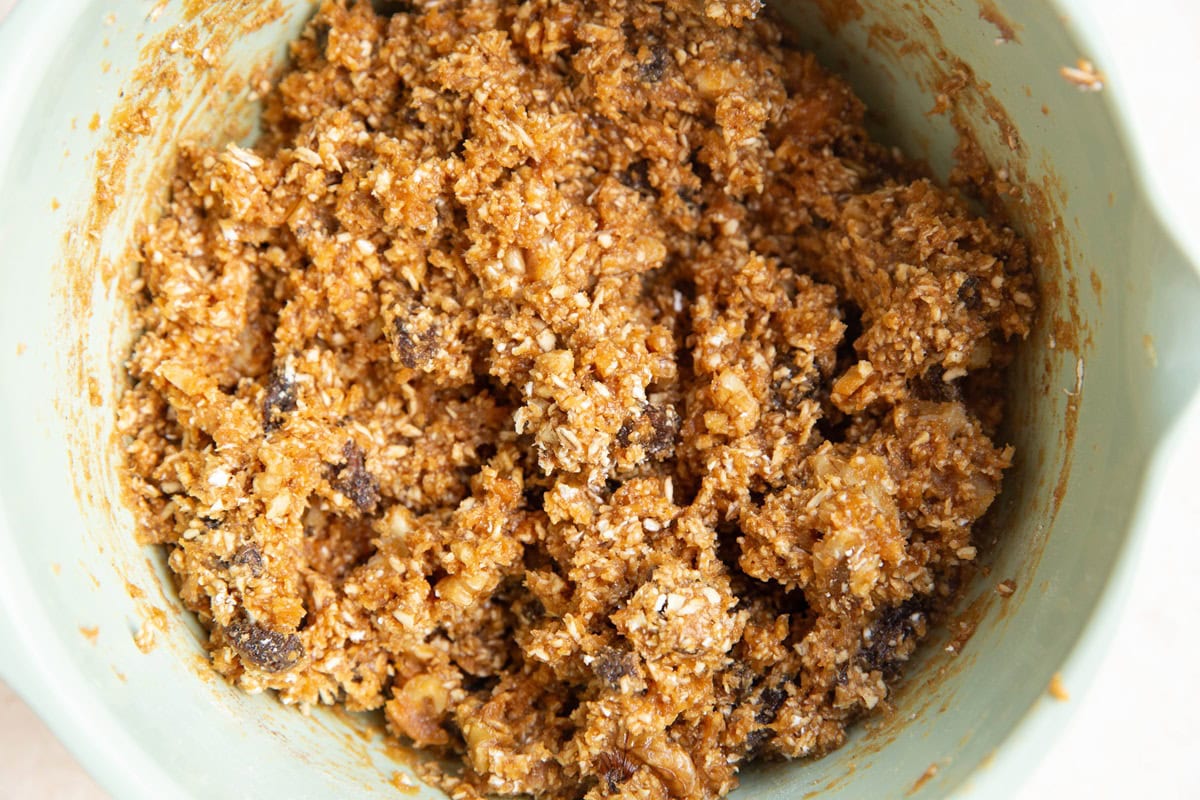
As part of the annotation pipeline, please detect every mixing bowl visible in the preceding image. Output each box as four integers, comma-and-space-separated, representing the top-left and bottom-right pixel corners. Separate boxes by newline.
1, 1, 1197, 797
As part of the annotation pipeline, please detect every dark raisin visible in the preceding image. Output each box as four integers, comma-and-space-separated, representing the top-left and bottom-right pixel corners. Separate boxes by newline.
744, 727, 775, 756
643, 404, 678, 457
201, 516, 222, 530
231, 543, 264, 577
334, 441, 380, 514
262, 365, 297, 433
958, 275, 982, 309
914, 363, 962, 403
223, 616, 304, 672
639, 43, 668, 83
860, 599, 927, 673
592, 646, 636, 689
722, 659, 757, 702
615, 421, 633, 448
770, 362, 816, 409
755, 685, 788, 724
389, 316, 440, 369
596, 751, 637, 792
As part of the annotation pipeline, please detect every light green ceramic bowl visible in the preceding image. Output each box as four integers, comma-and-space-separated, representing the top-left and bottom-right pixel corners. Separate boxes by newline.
1, 1, 1197, 798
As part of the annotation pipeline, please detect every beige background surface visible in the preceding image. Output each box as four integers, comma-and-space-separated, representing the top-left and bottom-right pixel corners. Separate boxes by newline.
0, 681, 105, 799
2, 0, 1198, 798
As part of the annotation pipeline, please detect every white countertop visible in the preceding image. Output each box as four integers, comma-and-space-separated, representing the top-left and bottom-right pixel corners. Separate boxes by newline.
1022, 402, 1200, 798
2, 0, 1198, 798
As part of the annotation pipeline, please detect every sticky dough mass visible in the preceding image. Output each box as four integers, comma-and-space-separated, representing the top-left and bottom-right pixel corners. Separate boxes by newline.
120, 1, 1035, 797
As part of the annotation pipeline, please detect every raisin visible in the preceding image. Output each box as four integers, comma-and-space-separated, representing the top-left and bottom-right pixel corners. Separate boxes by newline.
770, 362, 816, 409
754, 685, 787, 724
615, 421, 633, 448
592, 646, 636, 689
262, 365, 297, 433
389, 316, 440, 369
231, 543, 264, 577
643, 404, 678, 457
958, 275, 982, 310
614, 405, 676, 456
744, 728, 775, 756
860, 599, 927, 673
334, 441, 380, 513
639, 43, 668, 83
914, 363, 962, 402
223, 616, 304, 672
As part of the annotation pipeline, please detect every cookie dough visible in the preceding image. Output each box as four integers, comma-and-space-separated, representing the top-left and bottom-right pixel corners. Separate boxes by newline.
120, 1, 1035, 797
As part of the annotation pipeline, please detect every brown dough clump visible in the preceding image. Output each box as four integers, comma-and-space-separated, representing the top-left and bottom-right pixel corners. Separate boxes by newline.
120, 1, 1034, 797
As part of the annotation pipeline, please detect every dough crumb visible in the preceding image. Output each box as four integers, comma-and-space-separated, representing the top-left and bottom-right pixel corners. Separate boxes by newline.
1049, 672, 1070, 702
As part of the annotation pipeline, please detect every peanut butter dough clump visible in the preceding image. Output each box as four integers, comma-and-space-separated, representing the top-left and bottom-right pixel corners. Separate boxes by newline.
121, 1, 1034, 797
